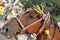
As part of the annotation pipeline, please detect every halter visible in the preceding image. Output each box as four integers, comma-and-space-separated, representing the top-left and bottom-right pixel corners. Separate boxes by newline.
15, 10, 57, 40
10, 5, 53, 39
1, 5, 59, 40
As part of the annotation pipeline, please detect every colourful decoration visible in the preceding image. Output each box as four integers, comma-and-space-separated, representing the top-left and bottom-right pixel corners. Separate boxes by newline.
6, 10, 16, 19
0, 6, 4, 15
44, 30, 50, 35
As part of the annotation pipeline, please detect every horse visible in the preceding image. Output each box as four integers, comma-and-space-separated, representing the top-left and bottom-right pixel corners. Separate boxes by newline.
1, 8, 60, 40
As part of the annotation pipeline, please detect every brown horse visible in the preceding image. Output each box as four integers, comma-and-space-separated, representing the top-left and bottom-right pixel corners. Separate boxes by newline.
1, 9, 60, 40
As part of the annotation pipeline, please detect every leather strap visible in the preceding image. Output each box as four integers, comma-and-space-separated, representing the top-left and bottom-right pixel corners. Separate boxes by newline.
15, 17, 24, 29
36, 12, 50, 36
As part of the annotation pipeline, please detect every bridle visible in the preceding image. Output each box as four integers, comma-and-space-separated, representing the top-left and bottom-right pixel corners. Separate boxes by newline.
15, 11, 57, 40
2, 10, 57, 40
1, 5, 58, 40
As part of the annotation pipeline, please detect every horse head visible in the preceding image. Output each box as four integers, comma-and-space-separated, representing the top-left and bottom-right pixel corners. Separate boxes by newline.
1, 9, 43, 38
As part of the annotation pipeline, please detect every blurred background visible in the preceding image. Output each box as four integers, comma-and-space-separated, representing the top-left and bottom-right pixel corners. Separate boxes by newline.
21, 0, 60, 22
0, 0, 60, 21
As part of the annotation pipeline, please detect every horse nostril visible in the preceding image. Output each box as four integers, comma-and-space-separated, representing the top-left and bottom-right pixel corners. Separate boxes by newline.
5, 28, 8, 32
4, 28, 8, 32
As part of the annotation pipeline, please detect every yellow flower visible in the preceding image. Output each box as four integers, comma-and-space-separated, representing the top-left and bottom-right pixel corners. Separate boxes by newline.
0, 6, 4, 15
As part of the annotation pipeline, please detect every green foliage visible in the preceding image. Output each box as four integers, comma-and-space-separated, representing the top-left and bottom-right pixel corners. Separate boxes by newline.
50, 0, 60, 21
50, 0, 60, 7
55, 15, 60, 22
20, 0, 60, 21
20, 0, 47, 8
20, 0, 33, 9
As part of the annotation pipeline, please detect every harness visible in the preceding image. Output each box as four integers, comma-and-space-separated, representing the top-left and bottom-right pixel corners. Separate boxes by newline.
1, 5, 58, 40
13, 5, 57, 40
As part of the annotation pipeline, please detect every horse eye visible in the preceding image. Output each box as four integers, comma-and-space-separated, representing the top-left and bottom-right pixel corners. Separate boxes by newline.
29, 15, 34, 18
